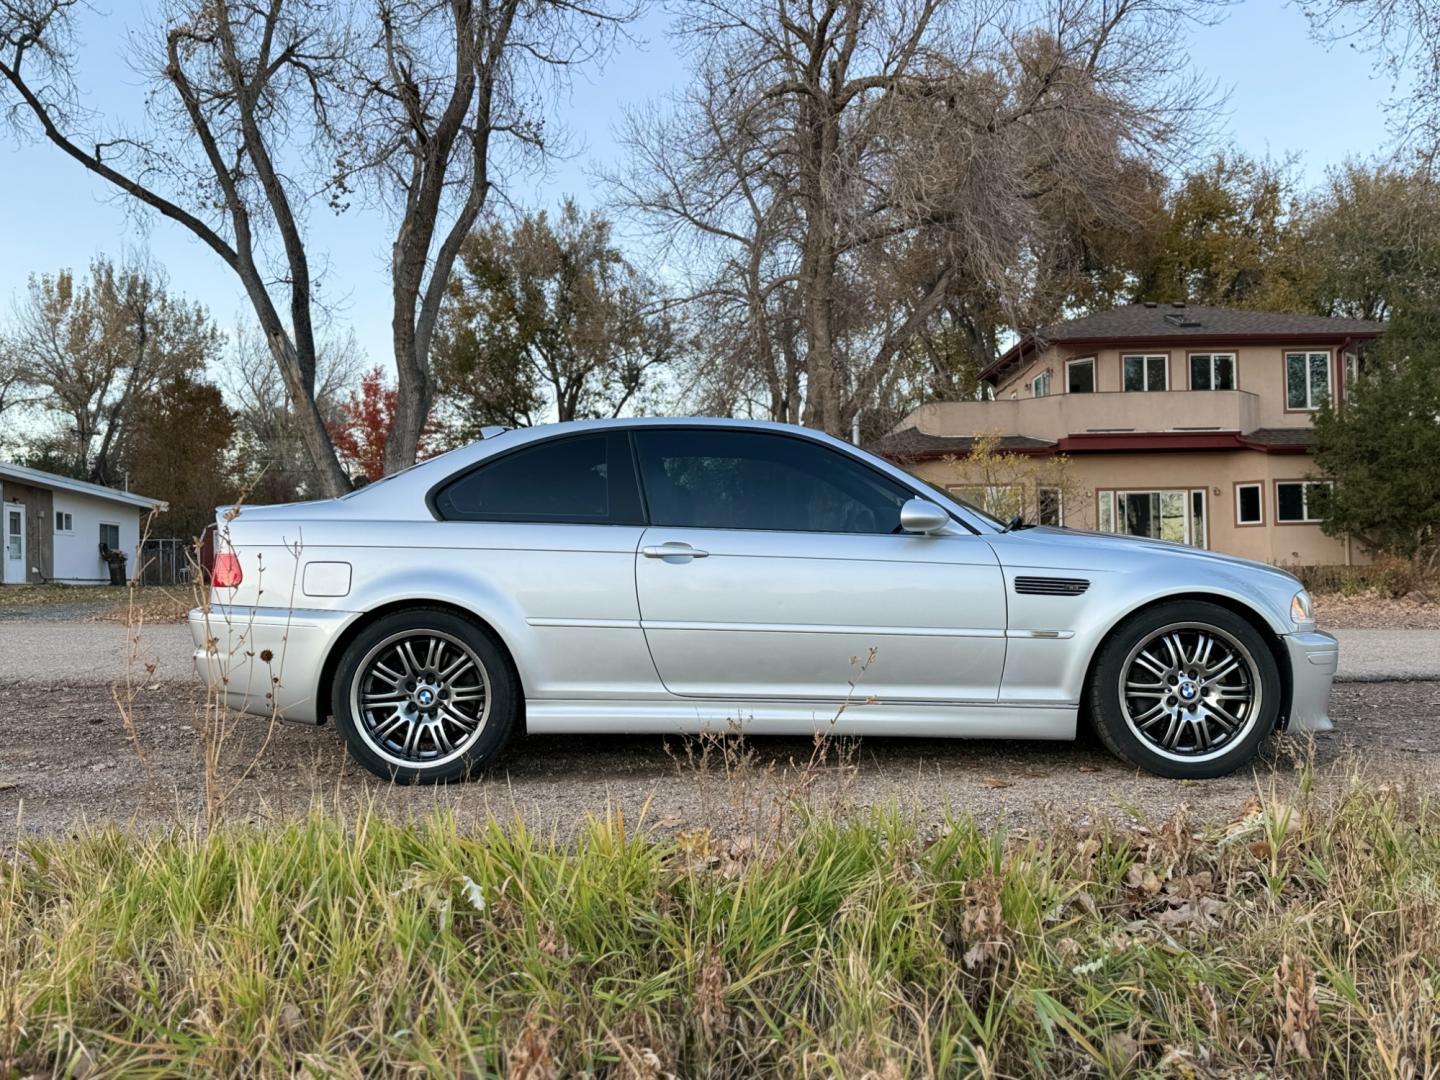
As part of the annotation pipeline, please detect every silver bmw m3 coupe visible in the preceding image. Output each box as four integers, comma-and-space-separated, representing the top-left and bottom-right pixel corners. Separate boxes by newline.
190, 417, 1338, 783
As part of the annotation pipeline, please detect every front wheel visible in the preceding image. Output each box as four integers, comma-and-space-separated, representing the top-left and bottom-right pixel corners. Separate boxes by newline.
1087, 601, 1281, 779
332, 608, 518, 784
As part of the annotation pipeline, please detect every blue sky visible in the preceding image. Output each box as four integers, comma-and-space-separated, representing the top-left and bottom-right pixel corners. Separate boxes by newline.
0, 1, 1406, 374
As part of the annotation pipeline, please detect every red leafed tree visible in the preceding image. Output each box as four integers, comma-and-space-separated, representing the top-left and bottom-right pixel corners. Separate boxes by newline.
328, 367, 438, 483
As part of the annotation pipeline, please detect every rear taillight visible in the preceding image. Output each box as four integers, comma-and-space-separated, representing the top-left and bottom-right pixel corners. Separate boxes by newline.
198, 524, 216, 582
212, 552, 243, 588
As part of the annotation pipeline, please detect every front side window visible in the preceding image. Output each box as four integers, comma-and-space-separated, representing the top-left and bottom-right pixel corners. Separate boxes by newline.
55, 511, 74, 532
1066, 358, 1095, 394
433, 433, 642, 524
1235, 483, 1263, 525
1031, 370, 1052, 398
1122, 354, 1168, 392
1286, 351, 1331, 410
1190, 353, 1235, 391
99, 523, 120, 550
633, 429, 914, 534
1276, 481, 1331, 523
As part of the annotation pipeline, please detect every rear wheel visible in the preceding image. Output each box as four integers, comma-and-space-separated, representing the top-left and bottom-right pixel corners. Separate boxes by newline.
1087, 601, 1280, 778
332, 609, 517, 784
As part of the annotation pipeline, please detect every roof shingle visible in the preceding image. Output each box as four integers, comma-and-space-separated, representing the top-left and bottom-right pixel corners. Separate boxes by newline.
1029, 303, 1386, 343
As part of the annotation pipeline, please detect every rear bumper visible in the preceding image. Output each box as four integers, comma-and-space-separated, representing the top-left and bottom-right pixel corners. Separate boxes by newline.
1283, 630, 1338, 733
189, 605, 354, 725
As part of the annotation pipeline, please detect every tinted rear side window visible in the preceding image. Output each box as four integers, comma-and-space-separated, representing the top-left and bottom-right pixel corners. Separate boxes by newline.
433, 433, 642, 524
633, 428, 913, 534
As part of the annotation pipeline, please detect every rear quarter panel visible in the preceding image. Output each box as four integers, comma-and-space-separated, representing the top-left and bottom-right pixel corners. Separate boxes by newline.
210, 514, 664, 705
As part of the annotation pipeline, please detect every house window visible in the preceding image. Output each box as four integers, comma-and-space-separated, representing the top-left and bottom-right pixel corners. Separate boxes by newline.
1066, 358, 1095, 394
1122, 354, 1168, 392
1038, 487, 1062, 526
1190, 353, 1235, 390
1031, 370, 1052, 398
948, 484, 1025, 523
99, 522, 120, 550
1096, 489, 1204, 546
1285, 351, 1331, 410
1235, 483, 1263, 525
1276, 481, 1331, 524
55, 511, 74, 533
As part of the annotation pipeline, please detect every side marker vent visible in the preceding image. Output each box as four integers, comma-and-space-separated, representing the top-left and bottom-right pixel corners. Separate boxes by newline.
1014, 575, 1089, 597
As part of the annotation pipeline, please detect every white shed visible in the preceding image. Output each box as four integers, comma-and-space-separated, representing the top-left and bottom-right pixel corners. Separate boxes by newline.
0, 463, 167, 585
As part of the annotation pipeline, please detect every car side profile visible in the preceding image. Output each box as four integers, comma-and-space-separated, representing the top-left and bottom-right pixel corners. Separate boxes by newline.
191, 418, 1339, 782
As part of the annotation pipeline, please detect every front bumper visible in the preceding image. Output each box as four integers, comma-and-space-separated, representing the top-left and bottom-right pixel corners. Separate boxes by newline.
1282, 630, 1339, 733
189, 605, 355, 725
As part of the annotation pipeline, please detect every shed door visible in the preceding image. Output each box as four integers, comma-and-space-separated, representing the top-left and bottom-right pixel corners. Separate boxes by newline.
3, 503, 25, 584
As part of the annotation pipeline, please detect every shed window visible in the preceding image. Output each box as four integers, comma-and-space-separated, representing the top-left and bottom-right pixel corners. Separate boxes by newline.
55, 511, 74, 533
99, 523, 120, 550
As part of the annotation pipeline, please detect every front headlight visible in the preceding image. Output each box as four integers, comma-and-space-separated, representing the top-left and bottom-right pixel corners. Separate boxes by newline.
1290, 590, 1315, 627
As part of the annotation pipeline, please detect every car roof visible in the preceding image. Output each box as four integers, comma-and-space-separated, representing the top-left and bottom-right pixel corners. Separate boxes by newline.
333, 416, 995, 532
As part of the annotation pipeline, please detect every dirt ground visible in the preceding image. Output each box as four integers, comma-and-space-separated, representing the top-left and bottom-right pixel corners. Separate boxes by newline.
2, 678, 1436, 837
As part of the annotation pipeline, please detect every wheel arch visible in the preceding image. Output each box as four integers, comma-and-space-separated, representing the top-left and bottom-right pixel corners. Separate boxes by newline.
1077, 590, 1294, 734
315, 599, 527, 729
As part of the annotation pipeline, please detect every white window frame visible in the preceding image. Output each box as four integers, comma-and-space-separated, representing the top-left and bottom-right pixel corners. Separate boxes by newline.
1275, 480, 1331, 524
1234, 483, 1264, 526
1122, 353, 1169, 392
1065, 356, 1095, 394
1037, 486, 1063, 527
1285, 351, 1332, 411
54, 511, 74, 533
1097, 487, 1204, 546
1031, 370, 1052, 398
1189, 352, 1236, 391
99, 521, 121, 550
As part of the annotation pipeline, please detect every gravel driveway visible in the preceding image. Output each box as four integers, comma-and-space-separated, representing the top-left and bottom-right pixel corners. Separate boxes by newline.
0, 617, 1437, 836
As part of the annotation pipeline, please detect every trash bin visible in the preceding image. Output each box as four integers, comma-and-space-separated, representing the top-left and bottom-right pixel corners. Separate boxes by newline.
100, 545, 128, 586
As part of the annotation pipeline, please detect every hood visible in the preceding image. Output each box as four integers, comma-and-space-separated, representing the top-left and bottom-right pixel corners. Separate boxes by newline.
1015, 526, 1303, 585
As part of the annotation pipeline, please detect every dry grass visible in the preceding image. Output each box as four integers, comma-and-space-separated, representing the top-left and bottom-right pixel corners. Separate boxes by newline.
1, 768, 1439, 1077
0, 583, 190, 623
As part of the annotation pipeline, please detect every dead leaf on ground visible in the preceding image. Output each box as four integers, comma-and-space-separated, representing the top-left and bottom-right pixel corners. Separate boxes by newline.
981, 776, 1013, 789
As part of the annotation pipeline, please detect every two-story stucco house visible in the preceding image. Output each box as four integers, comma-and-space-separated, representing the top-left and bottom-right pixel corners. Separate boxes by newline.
873, 303, 1386, 566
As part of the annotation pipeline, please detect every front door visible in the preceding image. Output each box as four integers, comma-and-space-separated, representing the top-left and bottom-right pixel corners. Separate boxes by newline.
631, 428, 1008, 703
3, 503, 25, 584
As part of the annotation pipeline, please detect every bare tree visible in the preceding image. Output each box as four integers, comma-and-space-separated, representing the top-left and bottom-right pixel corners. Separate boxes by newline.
3, 255, 221, 484
615, 0, 1223, 436
1, 0, 636, 492
0, 0, 362, 493
1298, 0, 1440, 166
219, 322, 362, 502
337, 0, 637, 473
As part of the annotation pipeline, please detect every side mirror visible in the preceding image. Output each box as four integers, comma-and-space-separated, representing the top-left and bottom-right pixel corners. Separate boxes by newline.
899, 497, 950, 535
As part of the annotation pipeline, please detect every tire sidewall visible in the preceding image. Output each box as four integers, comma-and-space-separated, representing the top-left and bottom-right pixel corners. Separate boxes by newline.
332, 609, 517, 784
1090, 601, 1281, 779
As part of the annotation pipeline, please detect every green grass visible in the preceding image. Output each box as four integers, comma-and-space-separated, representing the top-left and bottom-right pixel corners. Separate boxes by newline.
2, 777, 1439, 1077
